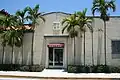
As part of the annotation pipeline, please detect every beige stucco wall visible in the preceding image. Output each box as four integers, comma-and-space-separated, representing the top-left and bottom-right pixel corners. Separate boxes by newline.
0, 12, 120, 67
33, 12, 73, 68
84, 17, 120, 66
0, 33, 32, 65
33, 12, 120, 67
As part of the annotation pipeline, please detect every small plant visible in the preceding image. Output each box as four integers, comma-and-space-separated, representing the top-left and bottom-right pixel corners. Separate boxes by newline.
19, 65, 30, 71
0, 64, 20, 71
67, 65, 91, 73
67, 65, 78, 73
20, 65, 44, 72
83, 65, 91, 73
77, 65, 90, 73
0, 64, 44, 72
92, 65, 110, 73
29, 65, 44, 72
111, 66, 120, 73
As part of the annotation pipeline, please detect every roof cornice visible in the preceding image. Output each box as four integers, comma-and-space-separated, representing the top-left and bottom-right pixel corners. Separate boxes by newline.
42, 12, 71, 16
42, 12, 120, 18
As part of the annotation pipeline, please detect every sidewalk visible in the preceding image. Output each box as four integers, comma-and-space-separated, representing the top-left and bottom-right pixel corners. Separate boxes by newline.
0, 69, 120, 79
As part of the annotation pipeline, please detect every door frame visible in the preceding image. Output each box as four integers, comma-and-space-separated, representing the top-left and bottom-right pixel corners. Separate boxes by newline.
48, 48, 64, 68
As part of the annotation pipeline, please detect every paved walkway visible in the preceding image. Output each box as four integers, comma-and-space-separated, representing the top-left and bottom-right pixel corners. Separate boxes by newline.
0, 69, 120, 79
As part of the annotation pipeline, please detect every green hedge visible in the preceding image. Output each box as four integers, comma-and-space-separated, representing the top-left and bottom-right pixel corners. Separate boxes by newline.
67, 65, 120, 73
91, 65, 110, 73
111, 66, 120, 73
0, 64, 44, 72
67, 65, 90, 73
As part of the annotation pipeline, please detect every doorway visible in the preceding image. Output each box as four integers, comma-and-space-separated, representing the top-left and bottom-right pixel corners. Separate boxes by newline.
49, 48, 63, 68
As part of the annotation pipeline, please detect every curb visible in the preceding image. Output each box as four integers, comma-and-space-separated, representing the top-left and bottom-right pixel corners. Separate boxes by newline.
0, 75, 113, 79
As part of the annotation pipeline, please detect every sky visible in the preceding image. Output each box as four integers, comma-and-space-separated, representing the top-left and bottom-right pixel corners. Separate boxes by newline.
0, 0, 120, 16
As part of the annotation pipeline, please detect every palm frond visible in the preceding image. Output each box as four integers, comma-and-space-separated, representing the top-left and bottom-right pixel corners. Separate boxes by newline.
39, 15, 45, 22
34, 4, 40, 13
92, 0, 116, 22
61, 13, 78, 38
92, 7, 100, 16
26, 5, 45, 26
83, 8, 87, 16
62, 24, 68, 34
107, 0, 116, 12
61, 18, 70, 25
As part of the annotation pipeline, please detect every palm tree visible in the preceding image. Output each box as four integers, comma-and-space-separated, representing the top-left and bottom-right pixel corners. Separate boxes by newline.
76, 8, 93, 65
62, 14, 78, 64
26, 4, 45, 65
92, 0, 116, 65
0, 14, 23, 64
0, 9, 10, 64
0, 28, 6, 64
0, 15, 5, 64
1, 31, 9, 64
15, 8, 28, 64
0, 10, 23, 64
1, 29, 23, 64
0, 15, 14, 64
8, 30, 23, 51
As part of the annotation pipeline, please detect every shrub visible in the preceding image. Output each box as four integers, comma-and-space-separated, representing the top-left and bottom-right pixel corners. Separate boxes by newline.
0, 64, 20, 71
19, 65, 30, 71
77, 65, 90, 73
67, 65, 112, 73
67, 65, 78, 73
83, 65, 91, 73
92, 65, 110, 73
111, 66, 120, 73
20, 65, 44, 72
67, 65, 90, 73
0, 64, 44, 72
29, 65, 44, 72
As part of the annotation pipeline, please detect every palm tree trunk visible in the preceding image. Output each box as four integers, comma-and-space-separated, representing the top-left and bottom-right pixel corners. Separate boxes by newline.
104, 21, 107, 65
74, 37, 76, 64
2, 46, 5, 64
11, 46, 14, 64
21, 42, 23, 65
91, 32, 94, 65
21, 36, 24, 65
21, 26, 24, 65
31, 31, 34, 65
21, 23, 24, 65
84, 31, 85, 66
80, 32, 82, 65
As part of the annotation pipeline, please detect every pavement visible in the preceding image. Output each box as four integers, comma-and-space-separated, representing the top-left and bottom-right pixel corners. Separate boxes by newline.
0, 69, 120, 79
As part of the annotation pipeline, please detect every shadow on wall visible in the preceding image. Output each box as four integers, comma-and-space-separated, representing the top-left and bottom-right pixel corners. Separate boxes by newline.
4, 46, 12, 64
41, 38, 46, 66
14, 47, 22, 64
0, 45, 3, 63
23, 33, 32, 65
97, 28, 103, 65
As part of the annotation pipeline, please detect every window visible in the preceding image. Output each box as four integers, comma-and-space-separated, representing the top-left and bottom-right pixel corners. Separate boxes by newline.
53, 22, 60, 30
112, 40, 120, 59
112, 40, 120, 54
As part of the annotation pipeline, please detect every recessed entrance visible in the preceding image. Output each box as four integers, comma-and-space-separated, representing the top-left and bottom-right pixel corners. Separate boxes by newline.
49, 47, 63, 68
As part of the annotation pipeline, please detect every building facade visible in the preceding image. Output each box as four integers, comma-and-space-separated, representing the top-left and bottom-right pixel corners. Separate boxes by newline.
1, 12, 120, 68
